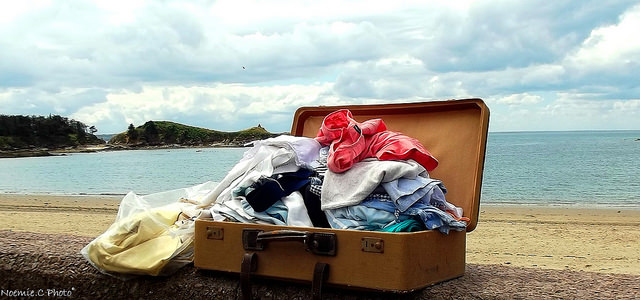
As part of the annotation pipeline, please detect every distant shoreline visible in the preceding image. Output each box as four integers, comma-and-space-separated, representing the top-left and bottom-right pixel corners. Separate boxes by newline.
0, 143, 248, 158
4, 130, 638, 158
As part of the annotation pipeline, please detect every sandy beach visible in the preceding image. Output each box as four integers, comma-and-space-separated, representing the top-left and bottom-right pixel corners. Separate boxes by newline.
1, 194, 639, 275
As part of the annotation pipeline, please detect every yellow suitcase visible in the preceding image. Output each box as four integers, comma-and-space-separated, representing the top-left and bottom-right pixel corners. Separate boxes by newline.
194, 98, 489, 296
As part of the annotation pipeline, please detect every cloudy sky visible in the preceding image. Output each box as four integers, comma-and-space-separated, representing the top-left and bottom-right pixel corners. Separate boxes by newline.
1, 0, 639, 134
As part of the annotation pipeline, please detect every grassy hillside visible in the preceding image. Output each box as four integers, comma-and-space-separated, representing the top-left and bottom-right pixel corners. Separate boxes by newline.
109, 121, 278, 147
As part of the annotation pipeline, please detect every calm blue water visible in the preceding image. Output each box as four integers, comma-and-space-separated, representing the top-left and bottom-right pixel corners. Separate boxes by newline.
1, 131, 639, 208
0, 147, 247, 195
482, 131, 640, 208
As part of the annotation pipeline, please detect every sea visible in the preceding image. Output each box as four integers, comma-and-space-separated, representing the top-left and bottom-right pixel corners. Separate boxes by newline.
1, 130, 639, 208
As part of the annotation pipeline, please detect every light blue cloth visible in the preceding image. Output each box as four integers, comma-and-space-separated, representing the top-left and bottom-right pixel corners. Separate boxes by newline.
381, 177, 447, 212
325, 175, 467, 233
361, 194, 466, 234
212, 192, 313, 227
325, 205, 405, 231
241, 199, 288, 225
210, 199, 288, 225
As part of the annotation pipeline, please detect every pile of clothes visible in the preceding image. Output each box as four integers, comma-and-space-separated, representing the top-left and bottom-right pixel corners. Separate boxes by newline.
82, 109, 469, 277
200, 108, 469, 234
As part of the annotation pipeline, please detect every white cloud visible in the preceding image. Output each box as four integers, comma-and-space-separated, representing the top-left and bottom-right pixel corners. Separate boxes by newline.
567, 4, 640, 68
94, 0, 146, 24
518, 65, 566, 87
334, 55, 432, 99
487, 96, 640, 132
70, 83, 342, 133
612, 99, 640, 112
496, 93, 544, 106
563, 3, 640, 88
0, 1, 50, 24
541, 96, 640, 129
2, 0, 640, 133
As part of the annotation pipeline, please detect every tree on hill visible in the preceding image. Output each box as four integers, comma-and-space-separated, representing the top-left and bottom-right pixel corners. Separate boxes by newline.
0, 114, 104, 150
142, 121, 160, 145
126, 123, 138, 143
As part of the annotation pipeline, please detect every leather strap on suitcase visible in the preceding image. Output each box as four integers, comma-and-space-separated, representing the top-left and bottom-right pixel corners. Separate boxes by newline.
240, 229, 336, 300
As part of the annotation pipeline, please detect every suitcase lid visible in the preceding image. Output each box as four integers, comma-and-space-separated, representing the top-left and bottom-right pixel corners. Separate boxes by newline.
291, 98, 489, 232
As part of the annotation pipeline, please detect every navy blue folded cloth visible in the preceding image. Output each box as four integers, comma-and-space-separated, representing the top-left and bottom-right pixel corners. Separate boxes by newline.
246, 168, 314, 212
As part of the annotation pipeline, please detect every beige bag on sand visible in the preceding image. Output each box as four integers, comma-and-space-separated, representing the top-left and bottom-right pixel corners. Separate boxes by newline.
83, 206, 185, 276
81, 181, 218, 277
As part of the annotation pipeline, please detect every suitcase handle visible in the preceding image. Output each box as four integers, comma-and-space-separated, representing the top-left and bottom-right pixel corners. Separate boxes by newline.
257, 229, 311, 242
242, 229, 337, 256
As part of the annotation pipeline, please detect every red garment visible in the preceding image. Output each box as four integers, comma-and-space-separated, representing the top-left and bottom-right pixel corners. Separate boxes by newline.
315, 109, 438, 173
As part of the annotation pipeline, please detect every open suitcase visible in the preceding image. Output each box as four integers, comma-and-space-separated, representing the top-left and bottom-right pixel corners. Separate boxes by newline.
194, 98, 489, 297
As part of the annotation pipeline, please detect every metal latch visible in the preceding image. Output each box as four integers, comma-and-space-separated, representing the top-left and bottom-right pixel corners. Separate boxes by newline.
361, 237, 384, 253
307, 232, 337, 256
242, 229, 265, 250
206, 226, 224, 240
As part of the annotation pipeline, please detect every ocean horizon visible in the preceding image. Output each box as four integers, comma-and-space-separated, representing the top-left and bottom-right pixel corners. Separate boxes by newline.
1, 130, 639, 209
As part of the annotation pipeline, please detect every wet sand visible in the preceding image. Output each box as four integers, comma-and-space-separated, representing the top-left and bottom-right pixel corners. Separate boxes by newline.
1, 194, 639, 275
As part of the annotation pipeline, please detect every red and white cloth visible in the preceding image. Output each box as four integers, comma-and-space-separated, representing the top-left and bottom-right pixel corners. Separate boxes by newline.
315, 109, 438, 173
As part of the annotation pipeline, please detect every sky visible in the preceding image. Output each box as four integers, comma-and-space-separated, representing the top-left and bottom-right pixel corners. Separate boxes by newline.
1, 0, 639, 134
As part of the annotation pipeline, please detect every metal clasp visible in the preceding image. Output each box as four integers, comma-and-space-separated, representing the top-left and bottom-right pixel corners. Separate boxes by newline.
206, 226, 224, 240
361, 237, 384, 253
